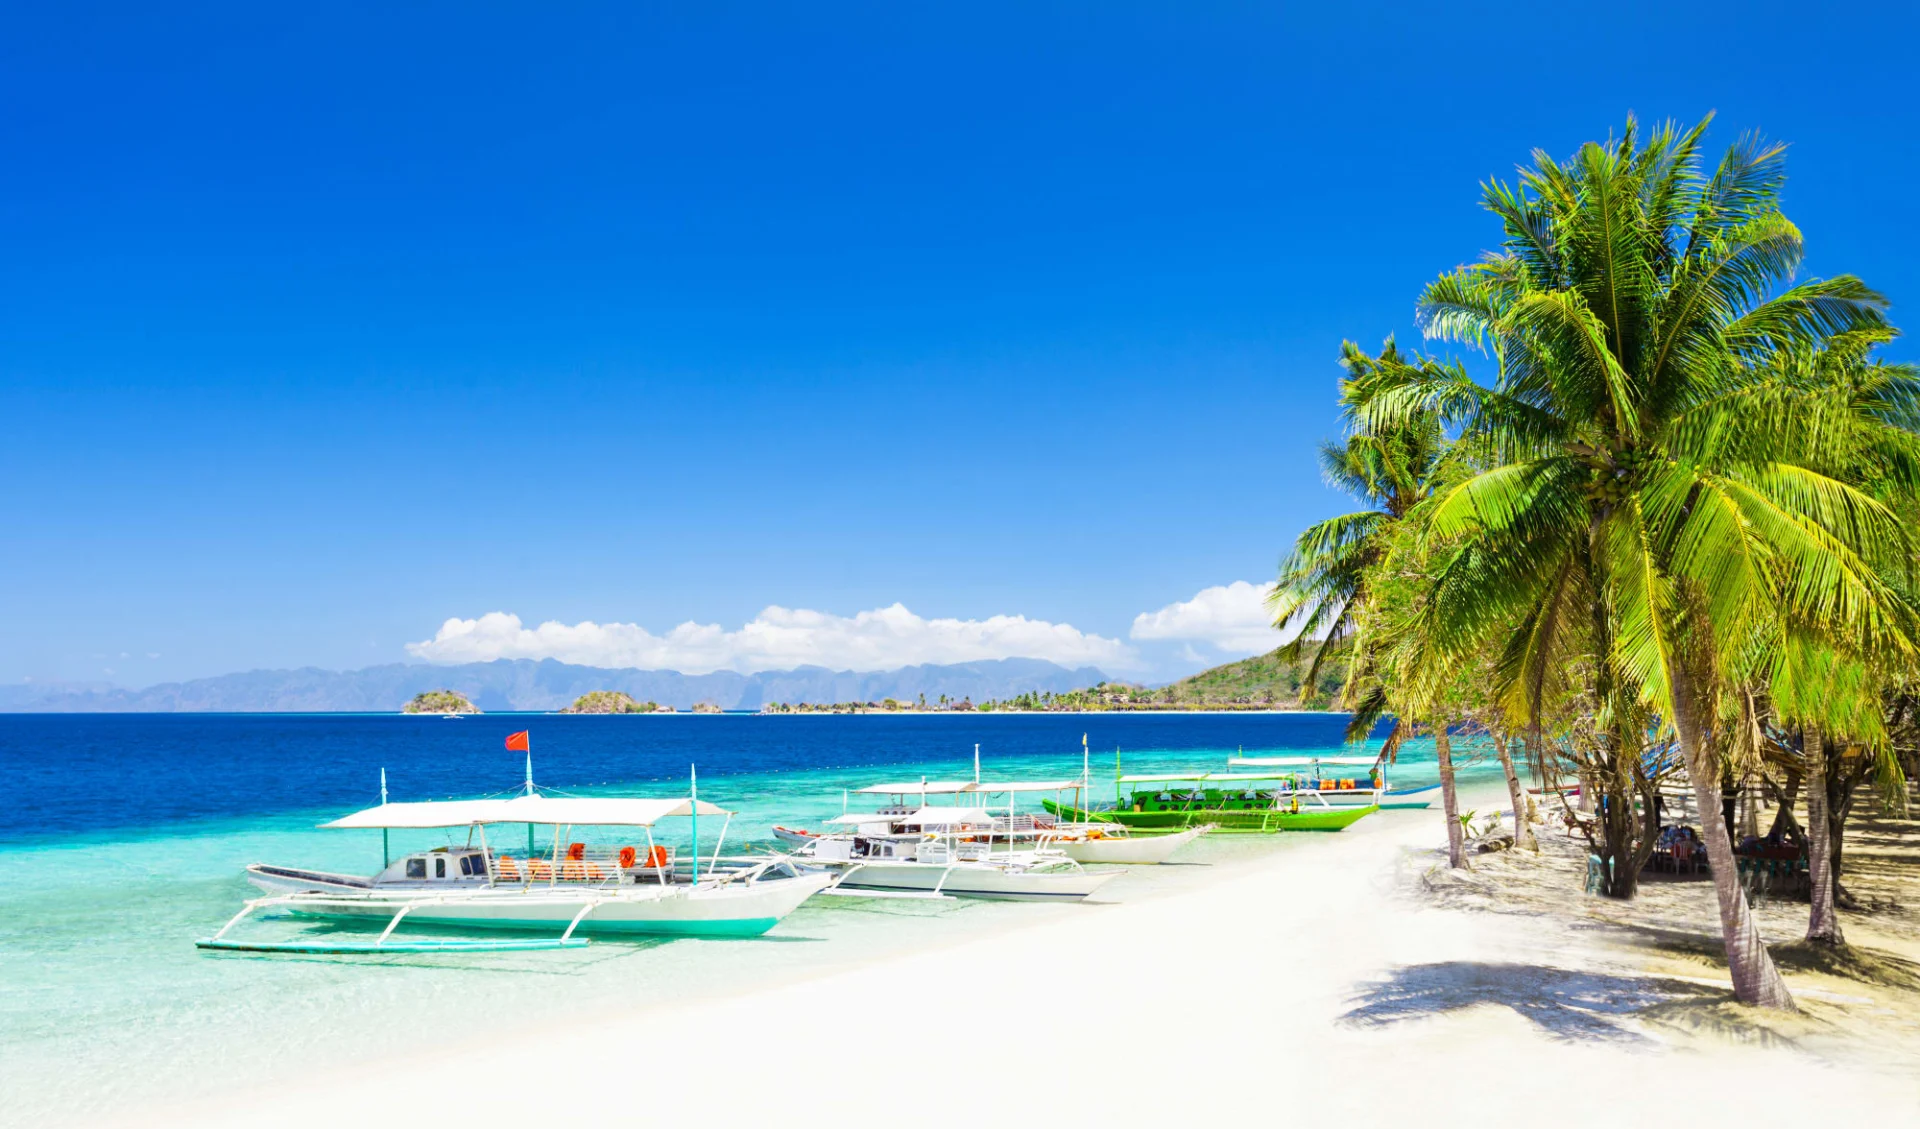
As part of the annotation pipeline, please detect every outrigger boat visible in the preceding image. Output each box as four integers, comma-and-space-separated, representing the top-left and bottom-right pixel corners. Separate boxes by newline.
1044, 769, 1378, 832
775, 776, 1209, 866
201, 776, 831, 954
781, 781, 1121, 901
978, 773, 1212, 864
1225, 755, 1439, 810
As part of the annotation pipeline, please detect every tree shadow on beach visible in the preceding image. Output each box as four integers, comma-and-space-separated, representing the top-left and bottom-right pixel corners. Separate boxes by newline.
1339, 961, 1719, 1046
1590, 917, 1920, 993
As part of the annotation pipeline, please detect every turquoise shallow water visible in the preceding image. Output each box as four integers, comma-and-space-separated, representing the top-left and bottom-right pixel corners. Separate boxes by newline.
0, 714, 1501, 1124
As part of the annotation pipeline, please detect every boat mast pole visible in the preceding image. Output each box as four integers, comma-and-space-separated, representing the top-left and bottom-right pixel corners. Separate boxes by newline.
690, 764, 700, 884
525, 736, 536, 856
1082, 733, 1089, 819
380, 767, 390, 868
475, 822, 493, 886
974, 744, 980, 784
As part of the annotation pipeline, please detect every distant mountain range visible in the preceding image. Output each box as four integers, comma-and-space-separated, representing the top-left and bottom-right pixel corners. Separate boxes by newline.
0, 658, 1110, 713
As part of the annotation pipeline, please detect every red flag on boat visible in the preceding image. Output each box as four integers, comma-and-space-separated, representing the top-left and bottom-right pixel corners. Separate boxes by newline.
505, 730, 530, 751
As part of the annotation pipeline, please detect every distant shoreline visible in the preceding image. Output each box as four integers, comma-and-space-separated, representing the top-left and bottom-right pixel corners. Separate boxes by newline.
0, 707, 1354, 718
752, 708, 1348, 717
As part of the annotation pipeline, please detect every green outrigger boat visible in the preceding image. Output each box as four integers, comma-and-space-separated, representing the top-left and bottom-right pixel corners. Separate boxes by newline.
1042, 770, 1379, 833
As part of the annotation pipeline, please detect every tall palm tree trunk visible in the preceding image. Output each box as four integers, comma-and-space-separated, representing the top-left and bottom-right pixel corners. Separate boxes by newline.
1434, 722, 1466, 868
1495, 733, 1534, 851
1824, 763, 1866, 909
1804, 725, 1843, 946
1670, 666, 1794, 1008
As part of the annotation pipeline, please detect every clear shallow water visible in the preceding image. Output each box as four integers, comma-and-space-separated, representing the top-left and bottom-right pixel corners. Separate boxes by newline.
0, 713, 1500, 1124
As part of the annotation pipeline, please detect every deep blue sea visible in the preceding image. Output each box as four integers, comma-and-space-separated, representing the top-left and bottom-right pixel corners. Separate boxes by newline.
0, 712, 1488, 1125
0, 711, 1377, 843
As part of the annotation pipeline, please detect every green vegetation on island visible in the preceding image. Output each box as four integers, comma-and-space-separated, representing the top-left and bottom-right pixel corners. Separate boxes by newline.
1144, 646, 1349, 709
759, 654, 1350, 714
402, 690, 479, 714
762, 696, 967, 714
559, 691, 659, 714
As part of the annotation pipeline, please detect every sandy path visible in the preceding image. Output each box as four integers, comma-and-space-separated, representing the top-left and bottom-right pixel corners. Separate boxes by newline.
124, 784, 1917, 1128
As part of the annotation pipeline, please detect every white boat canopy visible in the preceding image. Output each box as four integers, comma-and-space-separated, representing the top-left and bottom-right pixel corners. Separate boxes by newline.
824, 812, 901, 826
966, 780, 1083, 793
852, 779, 1081, 796
320, 795, 732, 830
1226, 756, 1378, 768
1118, 772, 1334, 784
825, 805, 998, 827
896, 806, 1001, 824
851, 781, 975, 796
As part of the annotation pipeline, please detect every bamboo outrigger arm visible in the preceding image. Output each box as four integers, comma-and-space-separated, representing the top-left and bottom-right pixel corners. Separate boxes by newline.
194, 892, 593, 955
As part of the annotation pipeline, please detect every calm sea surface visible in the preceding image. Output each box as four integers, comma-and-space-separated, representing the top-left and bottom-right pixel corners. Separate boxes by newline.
0, 712, 1496, 1124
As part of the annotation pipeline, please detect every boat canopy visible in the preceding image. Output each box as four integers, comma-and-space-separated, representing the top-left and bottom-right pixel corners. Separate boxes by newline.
852, 781, 974, 796
896, 805, 1000, 824
1226, 756, 1378, 768
320, 795, 732, 830
853, 779, 1082, 796
967, 779, 1083, 793
825, 805, 997, 827
824, 812, 900, 826
1118, 772, 1336, 784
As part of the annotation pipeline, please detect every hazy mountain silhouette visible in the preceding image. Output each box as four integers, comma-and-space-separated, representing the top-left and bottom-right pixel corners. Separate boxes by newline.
0, 658, 1109, 712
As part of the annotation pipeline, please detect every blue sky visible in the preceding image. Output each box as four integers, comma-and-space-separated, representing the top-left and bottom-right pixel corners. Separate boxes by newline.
5, 2, 1918, 687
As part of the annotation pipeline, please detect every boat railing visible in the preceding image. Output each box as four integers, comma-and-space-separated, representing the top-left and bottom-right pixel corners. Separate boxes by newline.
486, 846, 680, 887
988, 813, 1055, 834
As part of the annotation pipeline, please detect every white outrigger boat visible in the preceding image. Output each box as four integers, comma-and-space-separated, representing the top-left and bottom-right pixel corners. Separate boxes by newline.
777, 779, 1207, 865
780, 781, 1121, 902
1225, 755, 1438, 809
202, 779, 831, 954
777, 739, 1211, 868
1043, 819, 1210, 865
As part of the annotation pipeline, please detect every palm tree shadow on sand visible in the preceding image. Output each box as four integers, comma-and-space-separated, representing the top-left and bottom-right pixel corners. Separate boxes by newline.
1339, 962, 1720, 1046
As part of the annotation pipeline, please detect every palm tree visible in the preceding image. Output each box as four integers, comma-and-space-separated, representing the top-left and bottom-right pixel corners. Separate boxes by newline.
1757, 331, 1920, 944
1358, 116, 1908, 1007
1271, 340, 1472, 861
1269, 339, 1451, 699
1347, 499, 1514, 869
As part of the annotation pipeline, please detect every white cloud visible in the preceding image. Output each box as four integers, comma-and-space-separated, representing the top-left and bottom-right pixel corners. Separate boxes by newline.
1129, 580, 1282, 656
407, 604, 1136, 675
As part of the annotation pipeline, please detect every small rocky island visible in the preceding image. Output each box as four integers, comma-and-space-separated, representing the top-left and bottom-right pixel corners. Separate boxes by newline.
402, 690, 480, 714
560, 690, 658, 714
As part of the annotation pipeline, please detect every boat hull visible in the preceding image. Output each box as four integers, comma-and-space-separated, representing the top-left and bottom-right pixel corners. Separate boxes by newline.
246, 864, 375, 897
814, 860, 1118, 901
1053, 825, 1208, 864
1042, 799, 1376, 832
245, 865, 832, 937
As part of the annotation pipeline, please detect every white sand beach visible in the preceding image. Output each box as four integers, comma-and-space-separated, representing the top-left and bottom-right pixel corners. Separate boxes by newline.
121, 781, 1920, 1128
